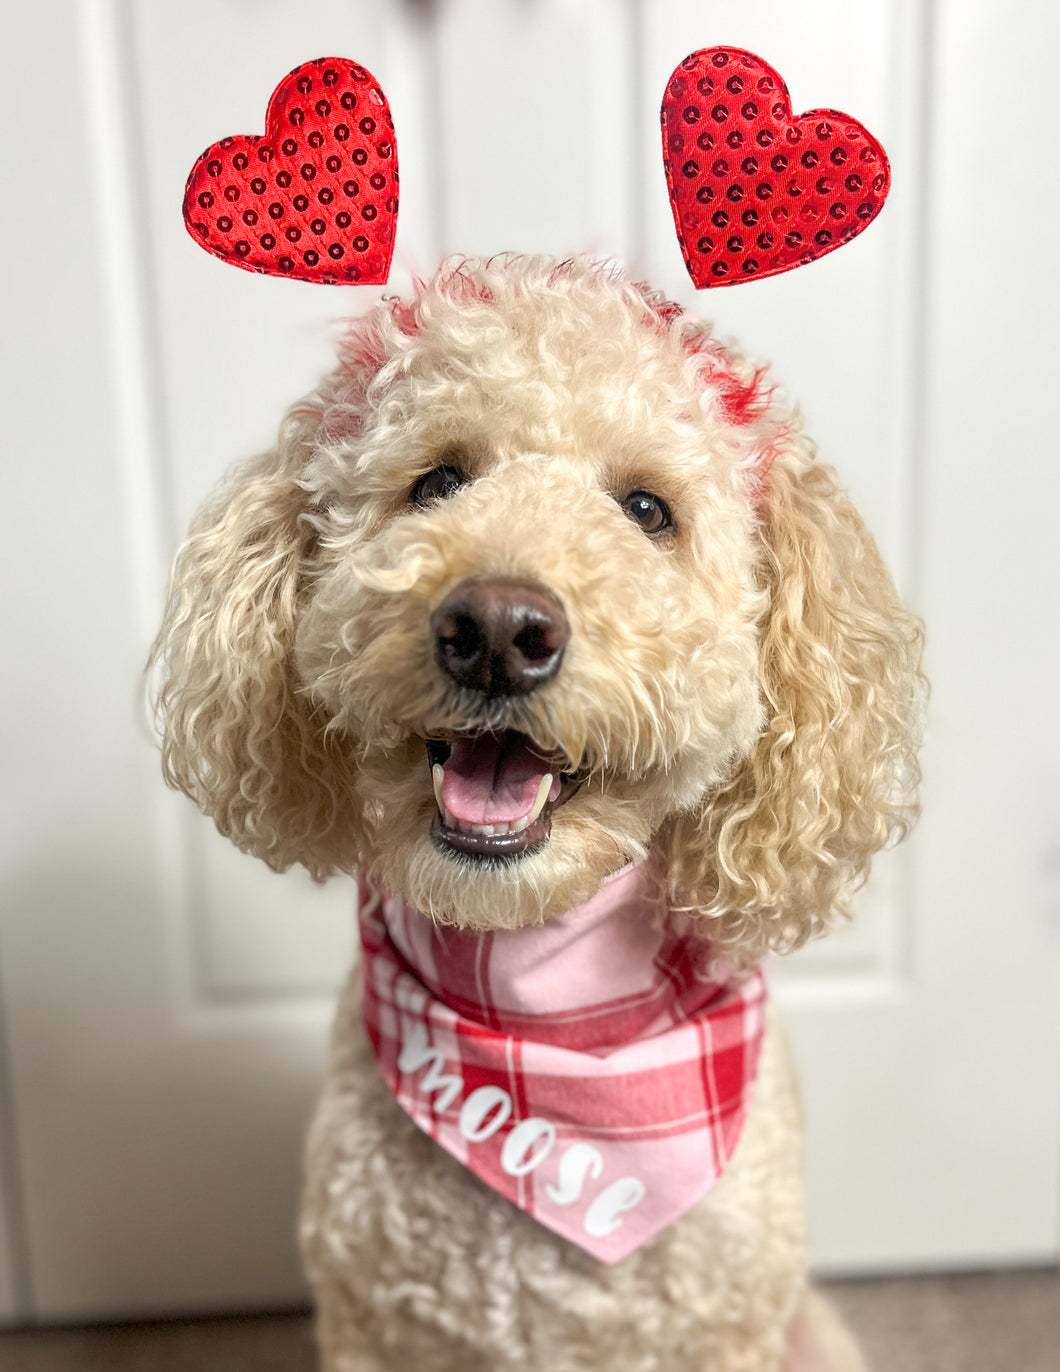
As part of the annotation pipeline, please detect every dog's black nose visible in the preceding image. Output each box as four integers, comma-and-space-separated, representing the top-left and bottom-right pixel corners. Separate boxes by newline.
431, 579, 569, 698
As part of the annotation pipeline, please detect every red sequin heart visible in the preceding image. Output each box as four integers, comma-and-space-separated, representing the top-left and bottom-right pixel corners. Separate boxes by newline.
183, 58, 398, 285
662, 47, 889, 288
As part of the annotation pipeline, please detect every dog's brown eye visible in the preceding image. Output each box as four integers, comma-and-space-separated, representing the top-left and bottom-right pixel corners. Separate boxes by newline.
411, 464, 468, 506
621, 490, 673, 536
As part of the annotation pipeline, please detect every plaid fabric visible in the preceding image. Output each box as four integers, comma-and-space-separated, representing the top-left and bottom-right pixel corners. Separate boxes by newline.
359, 862, 766, 1263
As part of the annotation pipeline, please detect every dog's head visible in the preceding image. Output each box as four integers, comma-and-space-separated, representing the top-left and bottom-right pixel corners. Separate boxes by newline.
152, 256, 923, 957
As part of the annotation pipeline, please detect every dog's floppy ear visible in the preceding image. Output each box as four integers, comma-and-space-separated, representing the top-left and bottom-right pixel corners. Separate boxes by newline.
150, 406, 359, 878
669, 435, 925, 959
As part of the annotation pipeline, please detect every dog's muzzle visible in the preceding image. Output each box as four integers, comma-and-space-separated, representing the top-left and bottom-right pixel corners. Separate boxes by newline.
426, 578, 581, 862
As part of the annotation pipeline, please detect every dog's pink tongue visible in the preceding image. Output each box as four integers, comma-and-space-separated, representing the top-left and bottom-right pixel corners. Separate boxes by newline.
441, 733, 551, 825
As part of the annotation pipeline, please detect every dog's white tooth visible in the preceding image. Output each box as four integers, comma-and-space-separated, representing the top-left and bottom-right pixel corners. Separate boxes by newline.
510, 815, 530, 834
528, 774, 554, 825
432, 763, 445, 813
471, 824, 495, 836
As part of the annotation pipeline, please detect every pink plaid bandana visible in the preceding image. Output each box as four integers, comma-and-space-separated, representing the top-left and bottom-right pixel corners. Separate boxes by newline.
358, 862, 766, 1263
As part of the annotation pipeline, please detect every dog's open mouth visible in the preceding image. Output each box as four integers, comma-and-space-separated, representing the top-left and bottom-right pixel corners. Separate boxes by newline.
425, 731, 583, 861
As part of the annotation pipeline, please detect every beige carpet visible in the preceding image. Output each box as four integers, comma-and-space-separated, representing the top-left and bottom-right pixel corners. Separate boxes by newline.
0, 1269, 1055, 1370
827, 1269, 1059, 1372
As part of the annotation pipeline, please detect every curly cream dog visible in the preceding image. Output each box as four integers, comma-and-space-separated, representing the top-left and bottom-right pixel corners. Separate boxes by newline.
153, 256, 923, 1370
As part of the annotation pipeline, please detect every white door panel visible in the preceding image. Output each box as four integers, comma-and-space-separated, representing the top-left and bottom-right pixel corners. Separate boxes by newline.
1, 0, 1057, 1321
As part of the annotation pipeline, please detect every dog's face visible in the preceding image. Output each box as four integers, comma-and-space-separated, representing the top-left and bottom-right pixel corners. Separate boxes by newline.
154, 256, 921, 953
293, 260, 771, 926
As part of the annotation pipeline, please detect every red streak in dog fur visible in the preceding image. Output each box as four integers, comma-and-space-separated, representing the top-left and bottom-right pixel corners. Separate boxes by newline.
638, 288, 769, 431
706, 364, 770, 428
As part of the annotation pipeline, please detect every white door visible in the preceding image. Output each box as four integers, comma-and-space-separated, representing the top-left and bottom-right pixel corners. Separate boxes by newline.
1, 0, 1057, 1322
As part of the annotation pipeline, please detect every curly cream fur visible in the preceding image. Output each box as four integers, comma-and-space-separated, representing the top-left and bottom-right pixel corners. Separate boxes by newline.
151, 256, 922, 1370
667, 433, 925, 959
152, 407, 364, 876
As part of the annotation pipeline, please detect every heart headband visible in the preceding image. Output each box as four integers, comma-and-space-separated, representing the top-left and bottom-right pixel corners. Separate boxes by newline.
183, 58, 398, 285
182, 48, 889, 290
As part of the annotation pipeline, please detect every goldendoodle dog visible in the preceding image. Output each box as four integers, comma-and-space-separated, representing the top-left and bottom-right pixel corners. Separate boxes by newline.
153, 255, 924, 1371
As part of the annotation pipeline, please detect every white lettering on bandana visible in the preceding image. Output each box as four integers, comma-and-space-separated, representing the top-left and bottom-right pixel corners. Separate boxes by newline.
358, 862, 766, 1263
